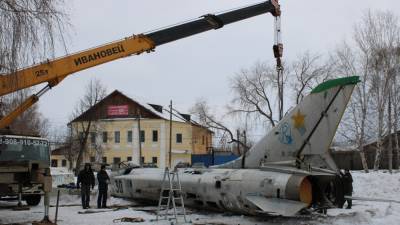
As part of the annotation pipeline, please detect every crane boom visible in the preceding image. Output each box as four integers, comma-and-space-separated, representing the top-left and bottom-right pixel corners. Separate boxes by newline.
0, 0, 280, 129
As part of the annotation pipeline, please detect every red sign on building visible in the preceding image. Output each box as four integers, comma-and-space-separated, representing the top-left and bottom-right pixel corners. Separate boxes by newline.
107, 105, 129, 116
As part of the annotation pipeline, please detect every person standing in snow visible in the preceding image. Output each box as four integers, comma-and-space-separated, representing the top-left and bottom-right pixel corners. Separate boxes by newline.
97, 164, 110, 208
77, 163, 95, 209
342, 169, 353, 209
334, 173, 345, 208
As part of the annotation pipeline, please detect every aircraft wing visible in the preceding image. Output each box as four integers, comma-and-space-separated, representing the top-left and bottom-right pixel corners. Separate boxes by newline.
246, 195, 308, 216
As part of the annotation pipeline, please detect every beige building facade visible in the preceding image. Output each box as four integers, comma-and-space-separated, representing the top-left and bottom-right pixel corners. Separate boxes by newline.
51, 90, 212, 168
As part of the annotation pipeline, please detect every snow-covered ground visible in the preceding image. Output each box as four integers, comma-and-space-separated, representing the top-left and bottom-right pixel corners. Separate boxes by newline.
325, 170, 400, 225
1, 171, 400, 225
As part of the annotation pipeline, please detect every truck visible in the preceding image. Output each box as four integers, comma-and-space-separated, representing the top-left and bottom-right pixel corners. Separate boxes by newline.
0, 133, 51, 206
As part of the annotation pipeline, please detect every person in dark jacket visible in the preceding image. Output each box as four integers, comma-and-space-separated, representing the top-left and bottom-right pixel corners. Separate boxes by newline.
334, 173, 345, 208
97, 164, 110, 208
342, 169, 353, 209
77, 163, 95, 209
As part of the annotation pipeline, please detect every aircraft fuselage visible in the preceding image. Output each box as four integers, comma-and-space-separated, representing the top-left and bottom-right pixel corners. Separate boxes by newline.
111, 168, 314, 216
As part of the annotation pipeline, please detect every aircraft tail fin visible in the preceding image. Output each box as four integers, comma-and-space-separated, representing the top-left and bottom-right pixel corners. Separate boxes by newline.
217, 76, 359, 171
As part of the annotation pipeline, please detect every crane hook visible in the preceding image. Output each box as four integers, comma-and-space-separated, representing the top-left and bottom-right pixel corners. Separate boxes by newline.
273, 15, 283, 71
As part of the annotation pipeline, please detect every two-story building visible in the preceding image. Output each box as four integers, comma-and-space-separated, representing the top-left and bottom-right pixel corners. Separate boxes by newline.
51, 90, 213, 168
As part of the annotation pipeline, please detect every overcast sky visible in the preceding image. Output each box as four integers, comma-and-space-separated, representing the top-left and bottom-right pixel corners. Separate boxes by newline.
37, 0, 399, 133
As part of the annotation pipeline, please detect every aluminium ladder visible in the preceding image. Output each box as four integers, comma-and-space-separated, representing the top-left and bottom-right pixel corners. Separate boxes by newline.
156, 167, 187, 223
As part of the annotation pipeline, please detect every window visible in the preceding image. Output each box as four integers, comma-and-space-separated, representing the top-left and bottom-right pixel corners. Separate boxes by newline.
152, 157, 157, 164
102, 132, 108, 143
141, 157, 145, 164
51, 159, 58, 167
90, 132, 96, 143
113, 157, 121, 164
176, 133, 182, 143
152, 130, 158, 142
202, 135, 205, 145
127, 156, 132, 161
102, 157, 107, 163
62, 160, 67, 167
90, 157, 95, 162
115, 131, 120, 143
140, 130, 145, 143
127, 130, 132, 143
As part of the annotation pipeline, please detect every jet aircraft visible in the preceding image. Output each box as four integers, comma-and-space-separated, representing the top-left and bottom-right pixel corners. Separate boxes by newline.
110, 76, 360, 216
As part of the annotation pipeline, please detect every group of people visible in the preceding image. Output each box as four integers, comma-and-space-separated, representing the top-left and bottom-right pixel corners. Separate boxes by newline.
76, 163, 110, 209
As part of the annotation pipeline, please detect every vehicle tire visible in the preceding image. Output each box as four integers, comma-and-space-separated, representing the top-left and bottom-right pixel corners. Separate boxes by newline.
25, 194, 41, 206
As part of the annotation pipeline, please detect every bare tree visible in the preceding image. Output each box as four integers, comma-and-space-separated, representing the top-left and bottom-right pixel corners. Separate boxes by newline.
387, 48, 400, 170
191, 99, 249, 151
0, 89, 50, 136
70, 79, 107, 174
89, 123, 107, 162
206, 55, 331, 154
333, 10, 400, 171
389, 46, 400, 169
354, 10, 400, 170
229, 53, 332, 130
0, 0, 69, 134
290, 51, 333, 105
62, 127, 79, 170
370, 52, 392, 171
334, 42, 374, 172
393, 72, 400, 169
0, 0, 68, 73
229, 61, 286, 127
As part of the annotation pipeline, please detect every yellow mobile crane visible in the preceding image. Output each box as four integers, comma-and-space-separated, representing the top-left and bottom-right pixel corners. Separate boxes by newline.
0, 1, 281, 223
0, 0, 281, 129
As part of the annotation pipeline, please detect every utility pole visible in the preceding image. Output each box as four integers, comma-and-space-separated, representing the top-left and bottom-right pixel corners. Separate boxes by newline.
169, 100, 173, 168
241, 130, 247, 169
236, 129, 240, 156
137, 109, 142, 167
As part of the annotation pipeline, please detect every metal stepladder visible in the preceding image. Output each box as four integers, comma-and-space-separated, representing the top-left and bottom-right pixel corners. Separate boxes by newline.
156, 167, 187, 224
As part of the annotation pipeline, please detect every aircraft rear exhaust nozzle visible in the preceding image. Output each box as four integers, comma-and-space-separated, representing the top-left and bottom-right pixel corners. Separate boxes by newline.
285, 175, 312, 205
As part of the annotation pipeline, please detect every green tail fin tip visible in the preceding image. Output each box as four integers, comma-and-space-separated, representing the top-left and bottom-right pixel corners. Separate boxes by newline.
311, 76, 360, 93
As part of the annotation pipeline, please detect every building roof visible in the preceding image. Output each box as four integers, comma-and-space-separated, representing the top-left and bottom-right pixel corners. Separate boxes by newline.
69, 90, 208, 130
51, 146, 69, 156
330, 130, 400, 153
